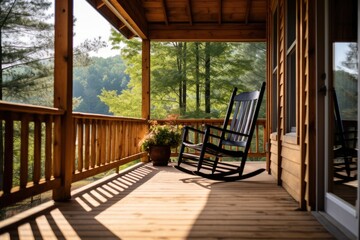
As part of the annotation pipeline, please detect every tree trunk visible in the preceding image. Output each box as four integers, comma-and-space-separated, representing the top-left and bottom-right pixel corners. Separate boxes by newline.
195, 42, 200, 112
182, 42, 187, 115
177, 43, 183, 111
205, 42, 211, 114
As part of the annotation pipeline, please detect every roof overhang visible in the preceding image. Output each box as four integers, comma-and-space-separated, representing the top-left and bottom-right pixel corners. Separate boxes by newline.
86, 0, 267, 42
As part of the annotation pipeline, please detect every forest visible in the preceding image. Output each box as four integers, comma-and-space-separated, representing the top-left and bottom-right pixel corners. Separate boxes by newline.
85, 31, 267, 119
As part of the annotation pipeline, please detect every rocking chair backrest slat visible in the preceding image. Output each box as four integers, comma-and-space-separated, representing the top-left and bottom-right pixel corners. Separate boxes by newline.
221, 87, 238, 131
225, 83, 265, 148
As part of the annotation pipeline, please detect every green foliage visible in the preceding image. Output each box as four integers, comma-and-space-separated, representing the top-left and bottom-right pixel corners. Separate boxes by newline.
100, 31, 143, 117
99, 88, 141, 117
1, 0, 107, 106
102, 32, 266, 119
139, 121, 182, 151
73, 56, 129, 115
1, 0, 54, 105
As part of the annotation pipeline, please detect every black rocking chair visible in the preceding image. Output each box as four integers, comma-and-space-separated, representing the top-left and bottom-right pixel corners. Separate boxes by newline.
332, 88, 357, 183
175, 82, 266, 181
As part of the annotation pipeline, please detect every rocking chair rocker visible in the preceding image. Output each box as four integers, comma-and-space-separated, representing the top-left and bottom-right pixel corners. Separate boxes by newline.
175, 82, 266, 181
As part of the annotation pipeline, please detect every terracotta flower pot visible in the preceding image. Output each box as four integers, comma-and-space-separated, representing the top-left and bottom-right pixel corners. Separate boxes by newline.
149, 145, 171, 166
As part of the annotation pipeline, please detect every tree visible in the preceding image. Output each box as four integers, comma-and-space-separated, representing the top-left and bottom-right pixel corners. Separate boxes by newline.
1, 0, 54, 104
194, 42, 200, 112
204, 42, 211, 114
1, 0, 107, 105
74, 56, 129, 115
101, 30, 266, 119
99, 30, 143, 117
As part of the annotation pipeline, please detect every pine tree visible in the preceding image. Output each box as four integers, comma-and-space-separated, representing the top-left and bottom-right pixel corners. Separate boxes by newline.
1, 0, 54, 103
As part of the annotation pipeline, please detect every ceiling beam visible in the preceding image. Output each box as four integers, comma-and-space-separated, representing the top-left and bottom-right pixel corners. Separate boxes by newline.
87, 0, 135, 39
245, 0, 252, 24
148, 23, 266, 41
104, 0, 148, 39
218, 0, 222, 24
161, 0, 169, 25
96, 0, 105, 9
187, 0, 193, 25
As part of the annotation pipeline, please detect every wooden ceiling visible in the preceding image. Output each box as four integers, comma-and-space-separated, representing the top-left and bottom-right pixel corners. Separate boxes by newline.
86, 0, 268, 41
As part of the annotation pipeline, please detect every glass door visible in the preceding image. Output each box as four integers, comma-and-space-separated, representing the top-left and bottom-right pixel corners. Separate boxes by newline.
325, 0, 358, 236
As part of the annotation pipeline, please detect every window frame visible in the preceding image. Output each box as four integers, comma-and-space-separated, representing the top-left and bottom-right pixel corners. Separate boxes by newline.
285, 0, 297, 134
271, 8, 279, 134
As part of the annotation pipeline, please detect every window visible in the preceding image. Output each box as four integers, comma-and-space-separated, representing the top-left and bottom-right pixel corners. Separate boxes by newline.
286, 0, 297, 133
271, 8, 278, 133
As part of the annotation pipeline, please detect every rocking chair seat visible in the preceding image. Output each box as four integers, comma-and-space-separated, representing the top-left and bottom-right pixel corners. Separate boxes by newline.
175, 82, 266, 181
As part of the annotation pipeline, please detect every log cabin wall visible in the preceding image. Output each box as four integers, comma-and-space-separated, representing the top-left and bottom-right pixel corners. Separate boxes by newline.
269, 0, 313, 209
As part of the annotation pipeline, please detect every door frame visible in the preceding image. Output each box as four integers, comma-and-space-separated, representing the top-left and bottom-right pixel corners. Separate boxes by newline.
316, 0, 359, 238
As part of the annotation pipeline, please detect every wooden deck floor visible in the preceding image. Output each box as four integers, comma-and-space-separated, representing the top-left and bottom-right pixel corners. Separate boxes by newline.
0, 162, 335, 239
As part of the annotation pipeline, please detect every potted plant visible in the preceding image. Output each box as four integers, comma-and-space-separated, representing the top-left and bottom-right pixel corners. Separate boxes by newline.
139, 120, 182, 166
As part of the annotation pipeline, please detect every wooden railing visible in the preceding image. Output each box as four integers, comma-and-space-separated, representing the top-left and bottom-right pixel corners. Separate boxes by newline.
72, 113, 148, 182
0, 102, 64, 208
0, 103, 148, 208
0, 102, 265, 208
156, 118, 266, 159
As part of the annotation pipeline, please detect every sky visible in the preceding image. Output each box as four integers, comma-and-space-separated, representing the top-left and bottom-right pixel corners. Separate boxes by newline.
73, 0, 118, 57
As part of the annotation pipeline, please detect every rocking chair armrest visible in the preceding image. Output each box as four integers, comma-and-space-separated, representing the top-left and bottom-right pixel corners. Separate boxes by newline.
205, 125, 250, 138
184, 126, 205, 135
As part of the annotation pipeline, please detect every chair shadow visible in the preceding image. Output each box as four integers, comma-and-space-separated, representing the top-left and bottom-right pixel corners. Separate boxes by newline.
180, 172, 335, 239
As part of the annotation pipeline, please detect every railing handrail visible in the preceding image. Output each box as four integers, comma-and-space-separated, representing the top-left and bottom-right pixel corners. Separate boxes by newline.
73, 112, 146, 122
156, 118, 266, 124
0, 101, 64, 115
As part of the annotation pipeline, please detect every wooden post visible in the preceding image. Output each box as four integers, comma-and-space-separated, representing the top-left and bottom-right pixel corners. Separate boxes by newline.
142, 40, 150, 163
142, 40, 151, 120
265, 0, 271, 173
53, 0, 74, 201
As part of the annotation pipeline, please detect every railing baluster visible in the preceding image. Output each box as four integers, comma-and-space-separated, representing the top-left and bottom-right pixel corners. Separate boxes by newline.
45, 116, 52, 181
84, 120, 90, 170
3, 116, 14, 194
33, 117, 42, 184
77, 118, 83, 172
20, 116, 29, 188
91, 119, 96, 168
53, 115, 62, 179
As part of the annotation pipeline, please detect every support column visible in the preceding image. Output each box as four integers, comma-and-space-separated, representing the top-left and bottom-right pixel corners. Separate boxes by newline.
53, 0, 74, 201
142, 39, 151, 120
141, 39, 150, 163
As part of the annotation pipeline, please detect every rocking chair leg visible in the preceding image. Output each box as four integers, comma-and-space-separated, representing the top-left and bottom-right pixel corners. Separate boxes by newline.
177, 143, 186, 166
344, 157, 351, 177
177, 128, 189, 166
197, 132, 210, 171
212, 156, 220, 174
197, 148, 207, 172
238, 156, 247, 176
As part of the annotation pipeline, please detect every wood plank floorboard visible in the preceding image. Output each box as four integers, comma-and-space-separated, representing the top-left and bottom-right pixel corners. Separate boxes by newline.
0, 162, 335, 239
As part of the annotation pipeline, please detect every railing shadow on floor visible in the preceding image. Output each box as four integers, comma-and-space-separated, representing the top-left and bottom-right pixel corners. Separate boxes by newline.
0, 163, 157, 239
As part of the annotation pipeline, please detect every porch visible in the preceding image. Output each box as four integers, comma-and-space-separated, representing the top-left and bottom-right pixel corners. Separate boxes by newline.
0, 162, 334, 239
